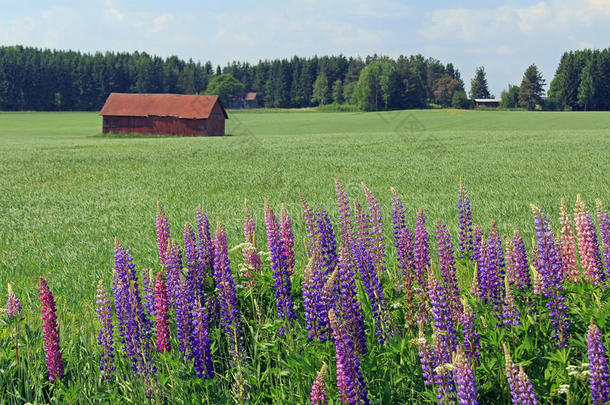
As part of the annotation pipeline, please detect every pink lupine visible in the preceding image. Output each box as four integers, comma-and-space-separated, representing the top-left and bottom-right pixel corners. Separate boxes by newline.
310, 363, 328, 405
243, 199, 262, 288
39, 277, 64, 382
559, 199, 578, 283
7, 283, 21, 319
574, 195, 605, 284
154, 272, 170, 353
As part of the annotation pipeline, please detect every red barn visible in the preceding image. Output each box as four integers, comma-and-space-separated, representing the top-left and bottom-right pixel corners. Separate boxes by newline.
99, 93, 227, 136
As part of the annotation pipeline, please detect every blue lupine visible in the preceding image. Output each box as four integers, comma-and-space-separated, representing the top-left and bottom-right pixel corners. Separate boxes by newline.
458, 179, 474, 259
191, 299, 214, 379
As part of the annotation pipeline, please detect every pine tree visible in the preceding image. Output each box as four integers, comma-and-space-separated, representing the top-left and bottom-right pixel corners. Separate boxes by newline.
469, 66, 491, 99
518, 64, 545, 110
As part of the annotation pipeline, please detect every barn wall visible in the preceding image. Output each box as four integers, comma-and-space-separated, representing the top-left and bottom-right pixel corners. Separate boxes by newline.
103, 116, 211, 136
206, 102, 226, 136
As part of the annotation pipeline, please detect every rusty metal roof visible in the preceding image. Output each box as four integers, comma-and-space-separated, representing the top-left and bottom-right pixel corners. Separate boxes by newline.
99, 93, 228, 119
245, 92, 258, 101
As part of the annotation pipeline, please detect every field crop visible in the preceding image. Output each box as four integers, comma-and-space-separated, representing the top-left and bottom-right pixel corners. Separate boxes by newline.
0, 110, 609, 404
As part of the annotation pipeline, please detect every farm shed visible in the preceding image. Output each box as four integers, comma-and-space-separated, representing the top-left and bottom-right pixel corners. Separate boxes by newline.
474, 98, 500, 108
227, 92, 260, 109
99, 93, 228, 136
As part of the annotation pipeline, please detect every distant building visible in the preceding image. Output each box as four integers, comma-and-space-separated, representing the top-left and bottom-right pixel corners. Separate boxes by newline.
99, 93, 227, 136
227, 92, 260, 109
474, 99, 501, 108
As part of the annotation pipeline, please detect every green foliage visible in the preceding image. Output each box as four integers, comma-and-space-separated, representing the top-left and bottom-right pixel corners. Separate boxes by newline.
451, 90, 471, 109
1, 110, 609, 403
311, 72, 329, 106
519, 64, 546, 111
434, 75, 464, 107
500, 84, 521, 109
331, 79, 343, 104
205, 73, 245, 106
469, 66, 491, 99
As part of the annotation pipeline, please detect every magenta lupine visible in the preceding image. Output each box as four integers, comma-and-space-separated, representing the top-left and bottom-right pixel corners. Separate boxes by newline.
453, 345, 479, 405
587, 318, 610, 405
436, 220, 461, 323
353, 199, 393, 344
280, 204, 295, 276
329, 309, 369, 405
504, 344, 538, 405
502, 281, 520, 327
335, 178, 354, 246
196, 205, 213, 287
154, 272, 170, 353
512, 230, 531, 290
575, 195, 605, 284
191, 299, 214, 379
531, 205, 570, 348
141, 268, 155, 318
243, 199, 262, 289
265, 201, 297, 336
461, 300, 480, 366
595, 199, 610, 275
39, 276, 63, 382
156, 201, 171, 268
458, 179, 474, 259
310, 363, 328, 405
559, 199, 579, 283
165, 239, 183, 310
7, 283, 21, 319
213, 220, 244, 364
96, 280, 115, 381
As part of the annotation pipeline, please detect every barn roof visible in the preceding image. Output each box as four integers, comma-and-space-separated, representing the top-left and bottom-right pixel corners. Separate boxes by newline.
245, 92, 258, 101
99, 93, 228, 119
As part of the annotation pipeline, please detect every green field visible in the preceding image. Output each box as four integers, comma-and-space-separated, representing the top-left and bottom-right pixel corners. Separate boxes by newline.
1, 109, 609, 403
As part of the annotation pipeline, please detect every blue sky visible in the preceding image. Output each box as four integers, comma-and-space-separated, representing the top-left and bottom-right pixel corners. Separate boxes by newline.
1, 0, 609, 96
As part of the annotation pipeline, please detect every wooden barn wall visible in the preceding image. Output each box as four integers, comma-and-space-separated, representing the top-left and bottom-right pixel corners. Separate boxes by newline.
206, 103, 226, 136
103, 116, 214, 136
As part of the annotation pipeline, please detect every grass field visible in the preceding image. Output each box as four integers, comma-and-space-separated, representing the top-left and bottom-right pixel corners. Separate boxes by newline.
0, 109, 609, 403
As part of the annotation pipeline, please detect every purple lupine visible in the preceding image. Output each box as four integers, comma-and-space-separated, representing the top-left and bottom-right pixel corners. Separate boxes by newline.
595, 199, 610, 275
531, 205, 570, 348
300, 193, 318, 253
502, 281, 520, 327
512, 230, 531, 290
39, 276, 63, 382
516, 365, 538, 405
165, 239, 183, 310
156, 201, 171, 268
96, 280, 115, 381
335, 178, 354, 246
280, 204, 295, 276
353, 199, 393, 344
315, 208, 338, 281
361, 182, 385, 275
329, 309, 369, 405
196, 205, 213, 287
310, 363, 328, 405
141, 268, 155, 318
175, 276, 194, 354
458, 179, 474, 259
475, 238, 491, 302
416, 323, 435, 386
414, 207, 430, 323
560, 199, 579, 283
302, 245, 331, 342
112, 238, 154, 376
7, 283, 21, 319
243, 199, 262, 289
436, 220, 461, 323
432, 332, 457, 404
428, 270, 458, 356
154, 272, 170, 353
191, 299, 214, 379
213, 220, 244, 364
265, 201, 297, 336
453, 345, 479, 405
184, 222, 202, 298
504, 344, 538, 405
461, 300, 480, 366
574, 195, 605, 284
487, 221, 505, 310
335, 242, 367, 356
587, 318, 610, 405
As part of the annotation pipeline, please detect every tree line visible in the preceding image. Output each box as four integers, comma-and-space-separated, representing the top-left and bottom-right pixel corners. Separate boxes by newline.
1, 45, 609, 111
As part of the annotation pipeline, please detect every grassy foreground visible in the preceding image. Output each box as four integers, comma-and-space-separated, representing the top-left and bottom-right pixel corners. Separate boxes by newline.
0, 109, 609, 403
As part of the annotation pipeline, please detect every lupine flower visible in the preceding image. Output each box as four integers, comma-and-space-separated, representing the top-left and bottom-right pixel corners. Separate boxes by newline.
7, 283, 21, 319
243, 199, 262, 288
516, 364, 538, 405
328, 309, 369, 405
154, 272, 170, 353
280, 204, 295, 276
336, 242, 367, 356
502, 280, 520, 327
432, 332, 457, 404
156, 201, 171, 268
475, 238, 491, 302
436, 220, 461, 323
113, 238, 154, 376
353, 198, 393, 344
453, 345, 479, 405
503, 344, 538, 405
191, 299, 214, 379
184, 221, 205, 302
416, 323, 435, 386
461, 299, 480, 366
428, 270, 458, 357
505, 238, 516, 285
512, 230, 531, 290
595, 199, 610, 275
487, 221, 505, 310
310, 363, 328, 405
39, 276, 63, 382
141, 268, 155, 318
96, 280, 115, 381
165, 239, 183, 310
531, 205, 570, 348
531, 267, 542, 296
559, 199, 579, 283
335, 178, 354, 246
574, 195, 605, 284
196, 205, 213, 287
361, 182, 385, 274
587, 318, 610, 405
300, 193, 318, 253
414, 207, 430, 323
458, 179, 474, 259
303, 247, 331, 342
315, 208, 338, 282
265, 201, 297, 336
213, 220, 244, 364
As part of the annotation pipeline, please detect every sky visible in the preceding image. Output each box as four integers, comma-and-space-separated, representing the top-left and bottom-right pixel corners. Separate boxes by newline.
1, 0, 609, 97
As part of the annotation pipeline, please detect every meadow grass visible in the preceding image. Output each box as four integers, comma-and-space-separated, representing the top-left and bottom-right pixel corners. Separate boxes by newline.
0, 109, 609, 403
